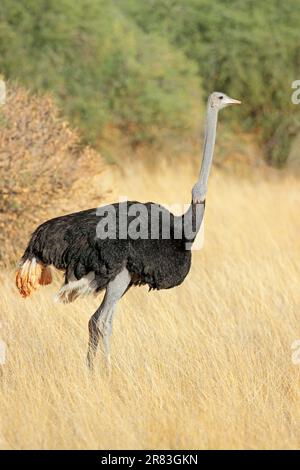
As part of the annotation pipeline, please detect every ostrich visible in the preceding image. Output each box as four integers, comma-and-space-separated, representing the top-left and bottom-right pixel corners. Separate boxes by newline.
15, 92, 241, 369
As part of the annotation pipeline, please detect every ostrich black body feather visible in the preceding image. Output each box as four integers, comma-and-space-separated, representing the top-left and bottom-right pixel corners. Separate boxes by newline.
21, 201, 204, 293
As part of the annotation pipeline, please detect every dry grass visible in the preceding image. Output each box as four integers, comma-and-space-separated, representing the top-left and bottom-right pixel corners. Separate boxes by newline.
0, 156, 300, 449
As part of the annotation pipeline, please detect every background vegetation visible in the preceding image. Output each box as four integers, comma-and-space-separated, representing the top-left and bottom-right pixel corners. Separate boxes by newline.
0, 0, 299, 165
120, 0, 300, 165
0, 0, 199, 146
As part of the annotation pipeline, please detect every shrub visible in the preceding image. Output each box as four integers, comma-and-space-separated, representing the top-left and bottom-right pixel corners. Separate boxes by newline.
0, 82, 106, 266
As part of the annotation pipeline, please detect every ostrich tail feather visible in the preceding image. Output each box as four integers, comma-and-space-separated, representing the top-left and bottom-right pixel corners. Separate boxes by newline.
15, 258, 52, 298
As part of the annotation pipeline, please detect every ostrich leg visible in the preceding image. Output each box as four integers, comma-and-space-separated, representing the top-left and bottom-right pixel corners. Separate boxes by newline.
87, 268, 131, 370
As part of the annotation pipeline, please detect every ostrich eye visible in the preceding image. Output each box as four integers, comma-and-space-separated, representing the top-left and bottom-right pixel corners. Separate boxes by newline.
219, 96, 223, 100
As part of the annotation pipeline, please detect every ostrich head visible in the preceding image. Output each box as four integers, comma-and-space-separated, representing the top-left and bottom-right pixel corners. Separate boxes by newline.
209, 91, 241, 110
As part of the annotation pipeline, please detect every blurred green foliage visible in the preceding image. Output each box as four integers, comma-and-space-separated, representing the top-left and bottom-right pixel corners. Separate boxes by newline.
0, 0, 200, 145
119, 0, 300, 166
1, 0, 300, 165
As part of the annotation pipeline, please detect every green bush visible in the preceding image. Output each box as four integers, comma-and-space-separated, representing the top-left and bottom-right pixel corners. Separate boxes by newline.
0, 0, 200, 145
119, 0, 300, 166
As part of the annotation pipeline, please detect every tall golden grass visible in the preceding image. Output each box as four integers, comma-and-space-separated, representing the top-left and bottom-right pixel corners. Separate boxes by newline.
0, 157, 300, 449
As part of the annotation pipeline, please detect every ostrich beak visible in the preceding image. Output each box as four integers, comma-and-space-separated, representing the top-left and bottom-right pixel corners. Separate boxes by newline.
225, 96, 242, 105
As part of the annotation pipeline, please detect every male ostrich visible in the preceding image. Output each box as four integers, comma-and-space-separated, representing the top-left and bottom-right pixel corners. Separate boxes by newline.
15, 92, 240, 369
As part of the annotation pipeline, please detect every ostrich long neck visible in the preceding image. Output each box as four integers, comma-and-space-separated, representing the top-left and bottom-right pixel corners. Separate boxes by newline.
179, 101, 219, 245
198, 103, 218, 193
